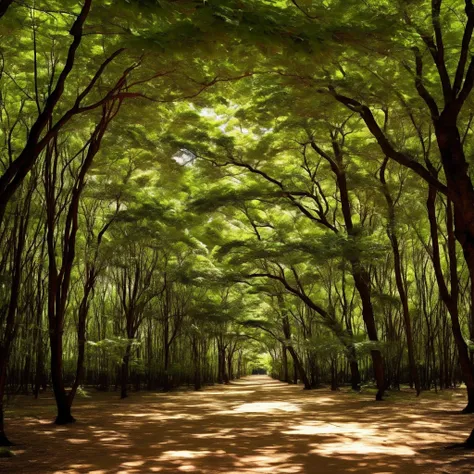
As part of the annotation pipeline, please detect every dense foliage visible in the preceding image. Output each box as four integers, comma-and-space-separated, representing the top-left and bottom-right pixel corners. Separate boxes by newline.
1, 0, 474, 448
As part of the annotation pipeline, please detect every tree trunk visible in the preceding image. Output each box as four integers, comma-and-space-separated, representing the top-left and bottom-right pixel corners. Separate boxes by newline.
69, 299, 88, 403
331, 358, 338, 391
330, 146, 385, 400
427, 186, 474, 412
349, 357, 361, 392
380, 159, 421, 395
351, 267, 385, 400
192, 340, 201, 391
120, 343, 131, 399
0, 352, 13, 446
50, 332, 75, 424
465, 429, 474, 448
287, 346, 311, 390
163, 343, 171, 392
282, 344, 289, 383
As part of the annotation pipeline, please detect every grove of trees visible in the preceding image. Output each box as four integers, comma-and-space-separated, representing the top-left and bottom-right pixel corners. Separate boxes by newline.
1, 0, 474, 450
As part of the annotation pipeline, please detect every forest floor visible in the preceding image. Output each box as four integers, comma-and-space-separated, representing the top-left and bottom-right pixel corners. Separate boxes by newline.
1, 376, 474, 474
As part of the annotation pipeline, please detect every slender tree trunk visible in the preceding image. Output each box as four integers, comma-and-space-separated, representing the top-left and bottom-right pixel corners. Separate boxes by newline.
120, 343, 132, 399
227, 352, 233, 381
69, 287, 90, 403
351, 267, 385, 400
380, 159, 421, 395
287, 346, 311, 390
312, 140, 385, 400
192, 338, 201, 390
348, 345, 361, 391
163, 343, 171, 392
282, 344, 289, 383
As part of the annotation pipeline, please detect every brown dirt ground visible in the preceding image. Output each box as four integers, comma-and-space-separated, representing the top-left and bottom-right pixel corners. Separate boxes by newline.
1, 376, 474, 474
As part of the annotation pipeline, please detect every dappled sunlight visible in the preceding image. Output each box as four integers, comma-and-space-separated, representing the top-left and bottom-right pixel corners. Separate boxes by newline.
198, 390, 256, 396
231, 401, 301, 413
3, 376, 474, 474
283, 421, 376, 436
311, 440, 416, 456
112, 412, 205, 421
193, 428, 236, 439
161, 450, 212, 459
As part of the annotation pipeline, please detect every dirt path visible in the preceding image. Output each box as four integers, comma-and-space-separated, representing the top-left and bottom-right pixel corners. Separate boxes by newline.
1, 376, 474, 474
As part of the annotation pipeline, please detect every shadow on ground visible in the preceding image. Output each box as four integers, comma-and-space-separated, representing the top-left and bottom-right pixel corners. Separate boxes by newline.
1, 376, 473, 473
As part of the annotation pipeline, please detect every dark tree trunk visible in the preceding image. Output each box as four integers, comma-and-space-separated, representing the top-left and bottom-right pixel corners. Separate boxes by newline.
312, 140, 385, 400
0, 401, 13, 446
351, 267, 385, 400
466, 429, 474, 448
0, 355, 13, 446
50, 333, 75, 424
331, 358, 338, 391
287, 346, 311, 390
120, 343, 131, 399
349, 356, 361, 392
163, 343, 171, 392
427, 186, 474, 412
227, 353, 233, 381
193, 341, 201, 391
221, 348, 229, 384
282, 344, 289, 383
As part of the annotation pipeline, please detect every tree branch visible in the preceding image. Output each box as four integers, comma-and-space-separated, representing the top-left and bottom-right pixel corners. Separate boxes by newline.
328, 87, 448, 194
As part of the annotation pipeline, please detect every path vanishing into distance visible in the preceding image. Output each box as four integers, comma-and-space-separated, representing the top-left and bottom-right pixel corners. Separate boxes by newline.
2, 376, 474, 474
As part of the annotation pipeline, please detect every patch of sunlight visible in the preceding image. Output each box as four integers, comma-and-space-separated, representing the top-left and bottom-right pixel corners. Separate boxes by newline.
283, 422, 375, 436
312, 441, 415, 456
178, 466, 196, 472
69, 464, 94, 469
121, 460, 145, 467
112, 413, 152, 418
412, 420, 443, 428
232, 401, 301, 413
88, 471, 107, 474
198, 390, 255, 395
191, 428, 236, 439
66, 438, 89, 444
112, 412, 203, 421
162, 450, 211, 459
193, 428, 235, 439
233, 451, 300, 472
